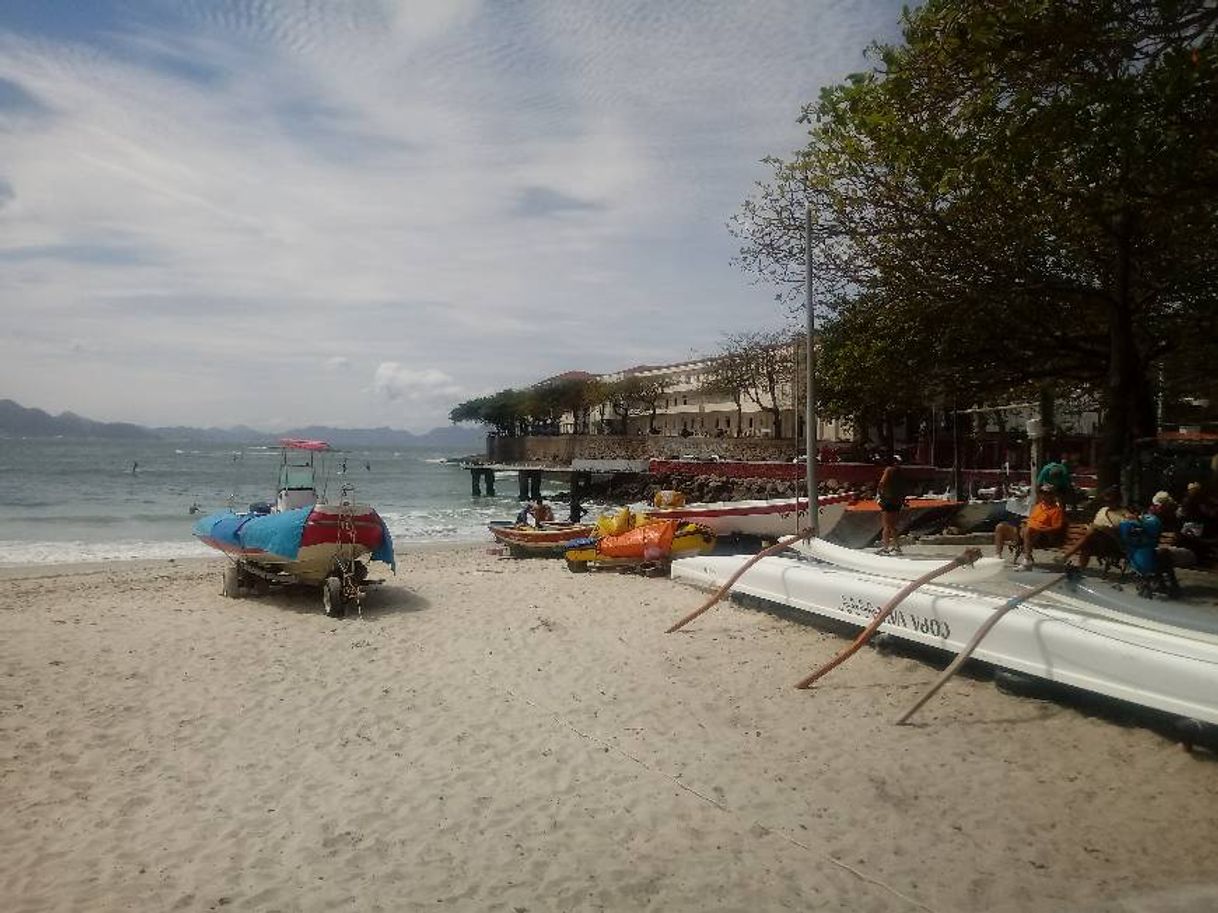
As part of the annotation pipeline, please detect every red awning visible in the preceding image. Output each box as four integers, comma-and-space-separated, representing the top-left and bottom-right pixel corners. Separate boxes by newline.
279, 438, 332, 451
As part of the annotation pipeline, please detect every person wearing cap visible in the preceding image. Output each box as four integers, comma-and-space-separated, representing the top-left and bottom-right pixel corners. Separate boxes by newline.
1148, 491, 1205, 568
1036, 454, 1076, 507
994, 483, 1066, 569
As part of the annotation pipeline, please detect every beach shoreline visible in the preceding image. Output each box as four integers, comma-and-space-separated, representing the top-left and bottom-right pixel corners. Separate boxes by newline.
3, 545, 1217, 912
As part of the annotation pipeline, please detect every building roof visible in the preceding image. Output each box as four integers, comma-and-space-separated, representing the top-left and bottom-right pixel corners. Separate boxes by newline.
532, 370, 598, 387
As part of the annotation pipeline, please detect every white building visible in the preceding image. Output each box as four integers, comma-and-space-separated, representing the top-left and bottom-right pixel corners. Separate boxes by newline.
556, 355, 852, 443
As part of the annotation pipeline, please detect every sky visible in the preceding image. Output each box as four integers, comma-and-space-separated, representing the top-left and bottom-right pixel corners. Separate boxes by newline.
0, 0, 906, 432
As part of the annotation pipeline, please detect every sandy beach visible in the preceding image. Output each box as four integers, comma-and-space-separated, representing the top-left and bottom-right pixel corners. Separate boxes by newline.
2, 545, 1217, 913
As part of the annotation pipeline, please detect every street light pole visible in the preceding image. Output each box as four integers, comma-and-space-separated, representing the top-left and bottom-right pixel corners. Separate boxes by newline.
805, 204, 818, 535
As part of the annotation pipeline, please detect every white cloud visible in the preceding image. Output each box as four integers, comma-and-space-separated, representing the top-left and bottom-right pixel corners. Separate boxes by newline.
323, 356, 351, 372
371, 362, 463, 404
0, 0, 907, 430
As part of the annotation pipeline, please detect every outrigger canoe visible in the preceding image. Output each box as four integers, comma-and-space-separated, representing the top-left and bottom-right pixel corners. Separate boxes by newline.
672, 553, 1218, 726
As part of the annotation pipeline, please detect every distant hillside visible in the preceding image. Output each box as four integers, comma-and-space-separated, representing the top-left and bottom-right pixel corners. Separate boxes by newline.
0, 399, 485, 448
0, 399, 156, 439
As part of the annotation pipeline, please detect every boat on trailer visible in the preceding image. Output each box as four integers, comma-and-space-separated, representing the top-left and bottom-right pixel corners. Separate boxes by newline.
671, 551, 1218, 727
193, 439, 394, 617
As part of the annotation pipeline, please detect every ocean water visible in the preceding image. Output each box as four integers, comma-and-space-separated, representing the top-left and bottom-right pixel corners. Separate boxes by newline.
0, 438, 571, 565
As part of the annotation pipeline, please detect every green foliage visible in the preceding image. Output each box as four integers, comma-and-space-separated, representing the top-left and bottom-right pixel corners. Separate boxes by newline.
449, 377, 609, 436
733, 0, 1218, 476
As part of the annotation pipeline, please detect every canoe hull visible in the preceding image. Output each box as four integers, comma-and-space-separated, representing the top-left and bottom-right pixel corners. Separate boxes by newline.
640, 494, 852, 540
671, 555, 1218, 725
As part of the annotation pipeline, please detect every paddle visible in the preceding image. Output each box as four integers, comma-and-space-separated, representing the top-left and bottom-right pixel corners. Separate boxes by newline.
895, 571, 1068, 725
793, 549, 983, 689
665, 529, 813, 634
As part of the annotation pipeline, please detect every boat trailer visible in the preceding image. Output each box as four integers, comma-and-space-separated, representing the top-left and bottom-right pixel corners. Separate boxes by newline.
220, 557, 383, 618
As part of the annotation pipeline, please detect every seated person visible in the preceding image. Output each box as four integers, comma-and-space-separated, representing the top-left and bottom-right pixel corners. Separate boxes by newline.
1037, 456, 1076, 508
1060, 485, 1133, 569
530, 499, 554, 525
1179, 481, 1218, 541
1148, 491, 1202, 569
994, 484, 1066, 569
516, 499, 554, 527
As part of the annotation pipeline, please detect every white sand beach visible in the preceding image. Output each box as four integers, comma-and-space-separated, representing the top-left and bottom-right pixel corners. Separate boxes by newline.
2, 546, 1217, 913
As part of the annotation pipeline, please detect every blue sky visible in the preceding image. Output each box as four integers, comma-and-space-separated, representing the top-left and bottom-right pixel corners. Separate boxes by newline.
0, 0, 906, 431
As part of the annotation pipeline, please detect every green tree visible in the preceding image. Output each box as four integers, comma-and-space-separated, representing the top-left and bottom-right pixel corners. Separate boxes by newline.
710, 330, 795, 436
449, 389, 531, 436
733, 0, 1218, 484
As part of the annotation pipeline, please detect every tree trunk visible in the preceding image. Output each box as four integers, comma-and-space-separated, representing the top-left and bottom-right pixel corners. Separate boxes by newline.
1098, 217, 1156, 495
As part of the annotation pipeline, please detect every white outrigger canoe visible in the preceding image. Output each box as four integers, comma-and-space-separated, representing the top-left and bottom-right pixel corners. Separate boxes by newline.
671, 552, 1218, 725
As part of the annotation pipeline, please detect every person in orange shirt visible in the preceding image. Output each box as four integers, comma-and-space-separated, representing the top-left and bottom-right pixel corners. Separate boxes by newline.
994, 484, 1066, 569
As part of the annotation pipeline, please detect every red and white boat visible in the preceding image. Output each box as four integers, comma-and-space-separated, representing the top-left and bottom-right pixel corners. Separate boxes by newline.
638, 492, 855, 540
192, 439, 394, 616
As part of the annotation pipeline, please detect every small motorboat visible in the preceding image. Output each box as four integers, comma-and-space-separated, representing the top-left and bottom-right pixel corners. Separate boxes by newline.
488, 520, 596, 558
193, 438, 394, 616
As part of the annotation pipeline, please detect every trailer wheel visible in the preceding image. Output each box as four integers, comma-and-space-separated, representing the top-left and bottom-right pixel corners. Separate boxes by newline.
322, 577, 346, 618
222, 565, 242, 598
566, 558, 589, 574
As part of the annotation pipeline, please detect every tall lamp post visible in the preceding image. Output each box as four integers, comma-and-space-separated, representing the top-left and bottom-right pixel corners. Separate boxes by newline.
805, 204, 818, 535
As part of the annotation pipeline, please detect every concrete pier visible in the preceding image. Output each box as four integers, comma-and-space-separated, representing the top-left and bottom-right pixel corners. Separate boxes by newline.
469, 468, 496, 497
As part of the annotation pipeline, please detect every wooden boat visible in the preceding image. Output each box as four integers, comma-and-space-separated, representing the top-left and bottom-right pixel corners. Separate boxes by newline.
192, 439, 394, 616
671, 554, 1218, 725
823, 497, 962, 548
488, 520, 596, 557
565, 519, 716, 572
638, 492, 854, 540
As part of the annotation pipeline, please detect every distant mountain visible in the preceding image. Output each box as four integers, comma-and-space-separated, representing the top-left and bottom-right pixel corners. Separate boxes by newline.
0, 399, 157, 439
0, 399, 485, 449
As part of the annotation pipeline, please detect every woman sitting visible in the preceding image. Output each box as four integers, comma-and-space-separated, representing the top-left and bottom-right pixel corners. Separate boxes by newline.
1059, 486, 1132, 570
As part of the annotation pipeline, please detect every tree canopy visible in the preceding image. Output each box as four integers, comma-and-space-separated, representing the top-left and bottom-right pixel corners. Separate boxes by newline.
733, 0, 1218, 481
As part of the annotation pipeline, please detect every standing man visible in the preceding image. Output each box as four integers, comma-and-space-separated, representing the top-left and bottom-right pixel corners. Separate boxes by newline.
877, 455, 904, 555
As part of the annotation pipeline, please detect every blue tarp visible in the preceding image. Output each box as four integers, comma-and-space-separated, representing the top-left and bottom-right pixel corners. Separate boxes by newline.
193, 507, 311, 560
193, 507, 395, 571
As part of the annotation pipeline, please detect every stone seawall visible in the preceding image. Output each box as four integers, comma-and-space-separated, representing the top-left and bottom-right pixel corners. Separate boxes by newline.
487, 434, 798, 464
